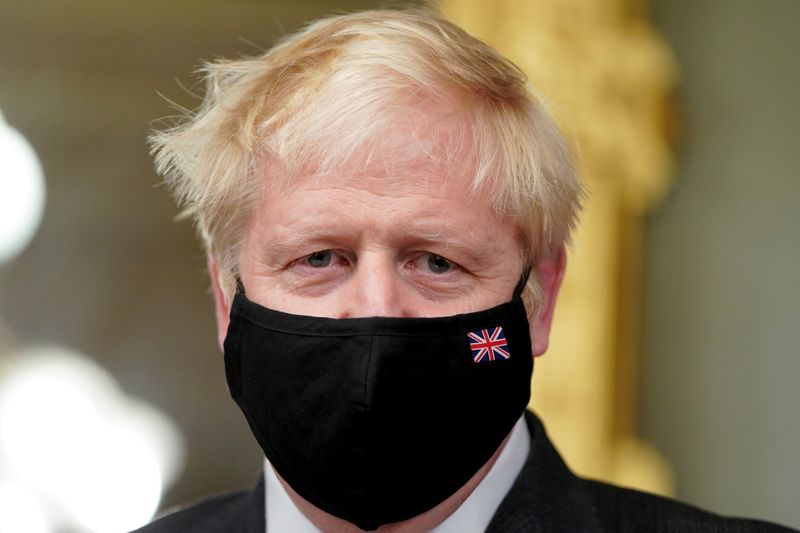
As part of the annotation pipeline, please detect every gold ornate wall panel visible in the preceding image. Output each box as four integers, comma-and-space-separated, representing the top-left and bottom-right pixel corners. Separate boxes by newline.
439, 0, 677, 495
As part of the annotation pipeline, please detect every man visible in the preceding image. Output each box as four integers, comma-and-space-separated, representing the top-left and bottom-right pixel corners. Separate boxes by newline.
138, 8, 794, 533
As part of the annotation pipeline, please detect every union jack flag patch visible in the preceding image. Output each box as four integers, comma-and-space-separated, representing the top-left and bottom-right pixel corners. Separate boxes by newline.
467, 327, 510, 363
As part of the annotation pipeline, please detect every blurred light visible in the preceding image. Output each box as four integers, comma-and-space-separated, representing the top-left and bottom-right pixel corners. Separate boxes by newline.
63, 425, 162, 533
0, 481, 51, 533
1, 376, 99, 491
0, 109, 46, 264
0, 346, 185, 532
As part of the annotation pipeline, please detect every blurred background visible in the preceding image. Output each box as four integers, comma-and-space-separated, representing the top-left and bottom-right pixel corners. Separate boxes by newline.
0, 0, 797, 531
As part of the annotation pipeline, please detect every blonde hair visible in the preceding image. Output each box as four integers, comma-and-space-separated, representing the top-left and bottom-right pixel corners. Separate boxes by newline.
149, 7, 583, 306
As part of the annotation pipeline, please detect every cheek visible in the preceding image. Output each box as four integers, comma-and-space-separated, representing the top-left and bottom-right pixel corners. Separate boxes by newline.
462, 287, 514, 312
409, 287, 511, 317
258, 288, 344, 317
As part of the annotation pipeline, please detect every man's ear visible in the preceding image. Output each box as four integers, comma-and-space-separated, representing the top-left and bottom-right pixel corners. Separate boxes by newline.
208, 254, 231, 351
529, 245, 567, 357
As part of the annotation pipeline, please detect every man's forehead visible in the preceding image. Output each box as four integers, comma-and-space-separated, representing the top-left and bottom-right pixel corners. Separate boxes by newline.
246, 158, 524, 269
259, 94, 478, 192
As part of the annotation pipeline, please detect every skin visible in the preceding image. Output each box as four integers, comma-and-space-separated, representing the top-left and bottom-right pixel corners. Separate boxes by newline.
208, 107, 566, 532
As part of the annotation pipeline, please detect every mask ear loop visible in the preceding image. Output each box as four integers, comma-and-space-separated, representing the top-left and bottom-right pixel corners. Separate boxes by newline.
512, 265, 531, 300
235, 277, 247, 296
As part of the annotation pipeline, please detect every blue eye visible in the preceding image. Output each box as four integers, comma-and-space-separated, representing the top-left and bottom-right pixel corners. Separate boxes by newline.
427, 254, 453, 274
307, 250, 332, 267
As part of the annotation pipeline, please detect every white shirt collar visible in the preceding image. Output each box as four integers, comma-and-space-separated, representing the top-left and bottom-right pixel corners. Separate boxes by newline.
264, 414, 530, 532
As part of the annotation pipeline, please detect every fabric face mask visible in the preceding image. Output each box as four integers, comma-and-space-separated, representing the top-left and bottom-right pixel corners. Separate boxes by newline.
224, 280, 534, 531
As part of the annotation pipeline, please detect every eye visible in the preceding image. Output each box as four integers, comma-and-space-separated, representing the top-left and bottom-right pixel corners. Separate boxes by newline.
426, 254, 455, 274
306, 250, 332, 267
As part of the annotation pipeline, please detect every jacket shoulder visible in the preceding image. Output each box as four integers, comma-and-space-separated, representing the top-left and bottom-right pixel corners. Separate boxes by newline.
132, 489, 253, 533
501, 411, 797, 532
585, 479, 796, 533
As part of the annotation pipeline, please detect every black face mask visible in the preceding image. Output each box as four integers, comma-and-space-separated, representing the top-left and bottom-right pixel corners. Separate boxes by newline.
224, 276, 533, 531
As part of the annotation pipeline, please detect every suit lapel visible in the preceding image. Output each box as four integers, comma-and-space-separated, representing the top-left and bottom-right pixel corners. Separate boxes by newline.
486, 411, 604, 533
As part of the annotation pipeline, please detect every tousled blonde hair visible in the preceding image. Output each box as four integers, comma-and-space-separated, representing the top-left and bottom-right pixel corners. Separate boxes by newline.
149, 7, 583, 306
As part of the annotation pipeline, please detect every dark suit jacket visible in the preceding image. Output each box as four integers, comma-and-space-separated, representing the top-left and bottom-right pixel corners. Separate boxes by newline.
135, 411, 795, 532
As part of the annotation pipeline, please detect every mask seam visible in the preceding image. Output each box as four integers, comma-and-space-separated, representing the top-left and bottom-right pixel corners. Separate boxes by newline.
353, 334, 375, 410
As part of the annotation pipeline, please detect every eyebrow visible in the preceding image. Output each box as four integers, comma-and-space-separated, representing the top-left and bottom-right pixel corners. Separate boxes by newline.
410, 232, 499, 265
261, 227, 333, 261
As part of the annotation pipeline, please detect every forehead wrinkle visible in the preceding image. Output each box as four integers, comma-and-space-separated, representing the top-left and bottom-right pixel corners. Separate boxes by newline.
265, 209, 498, 251
269, 225, 330, 250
